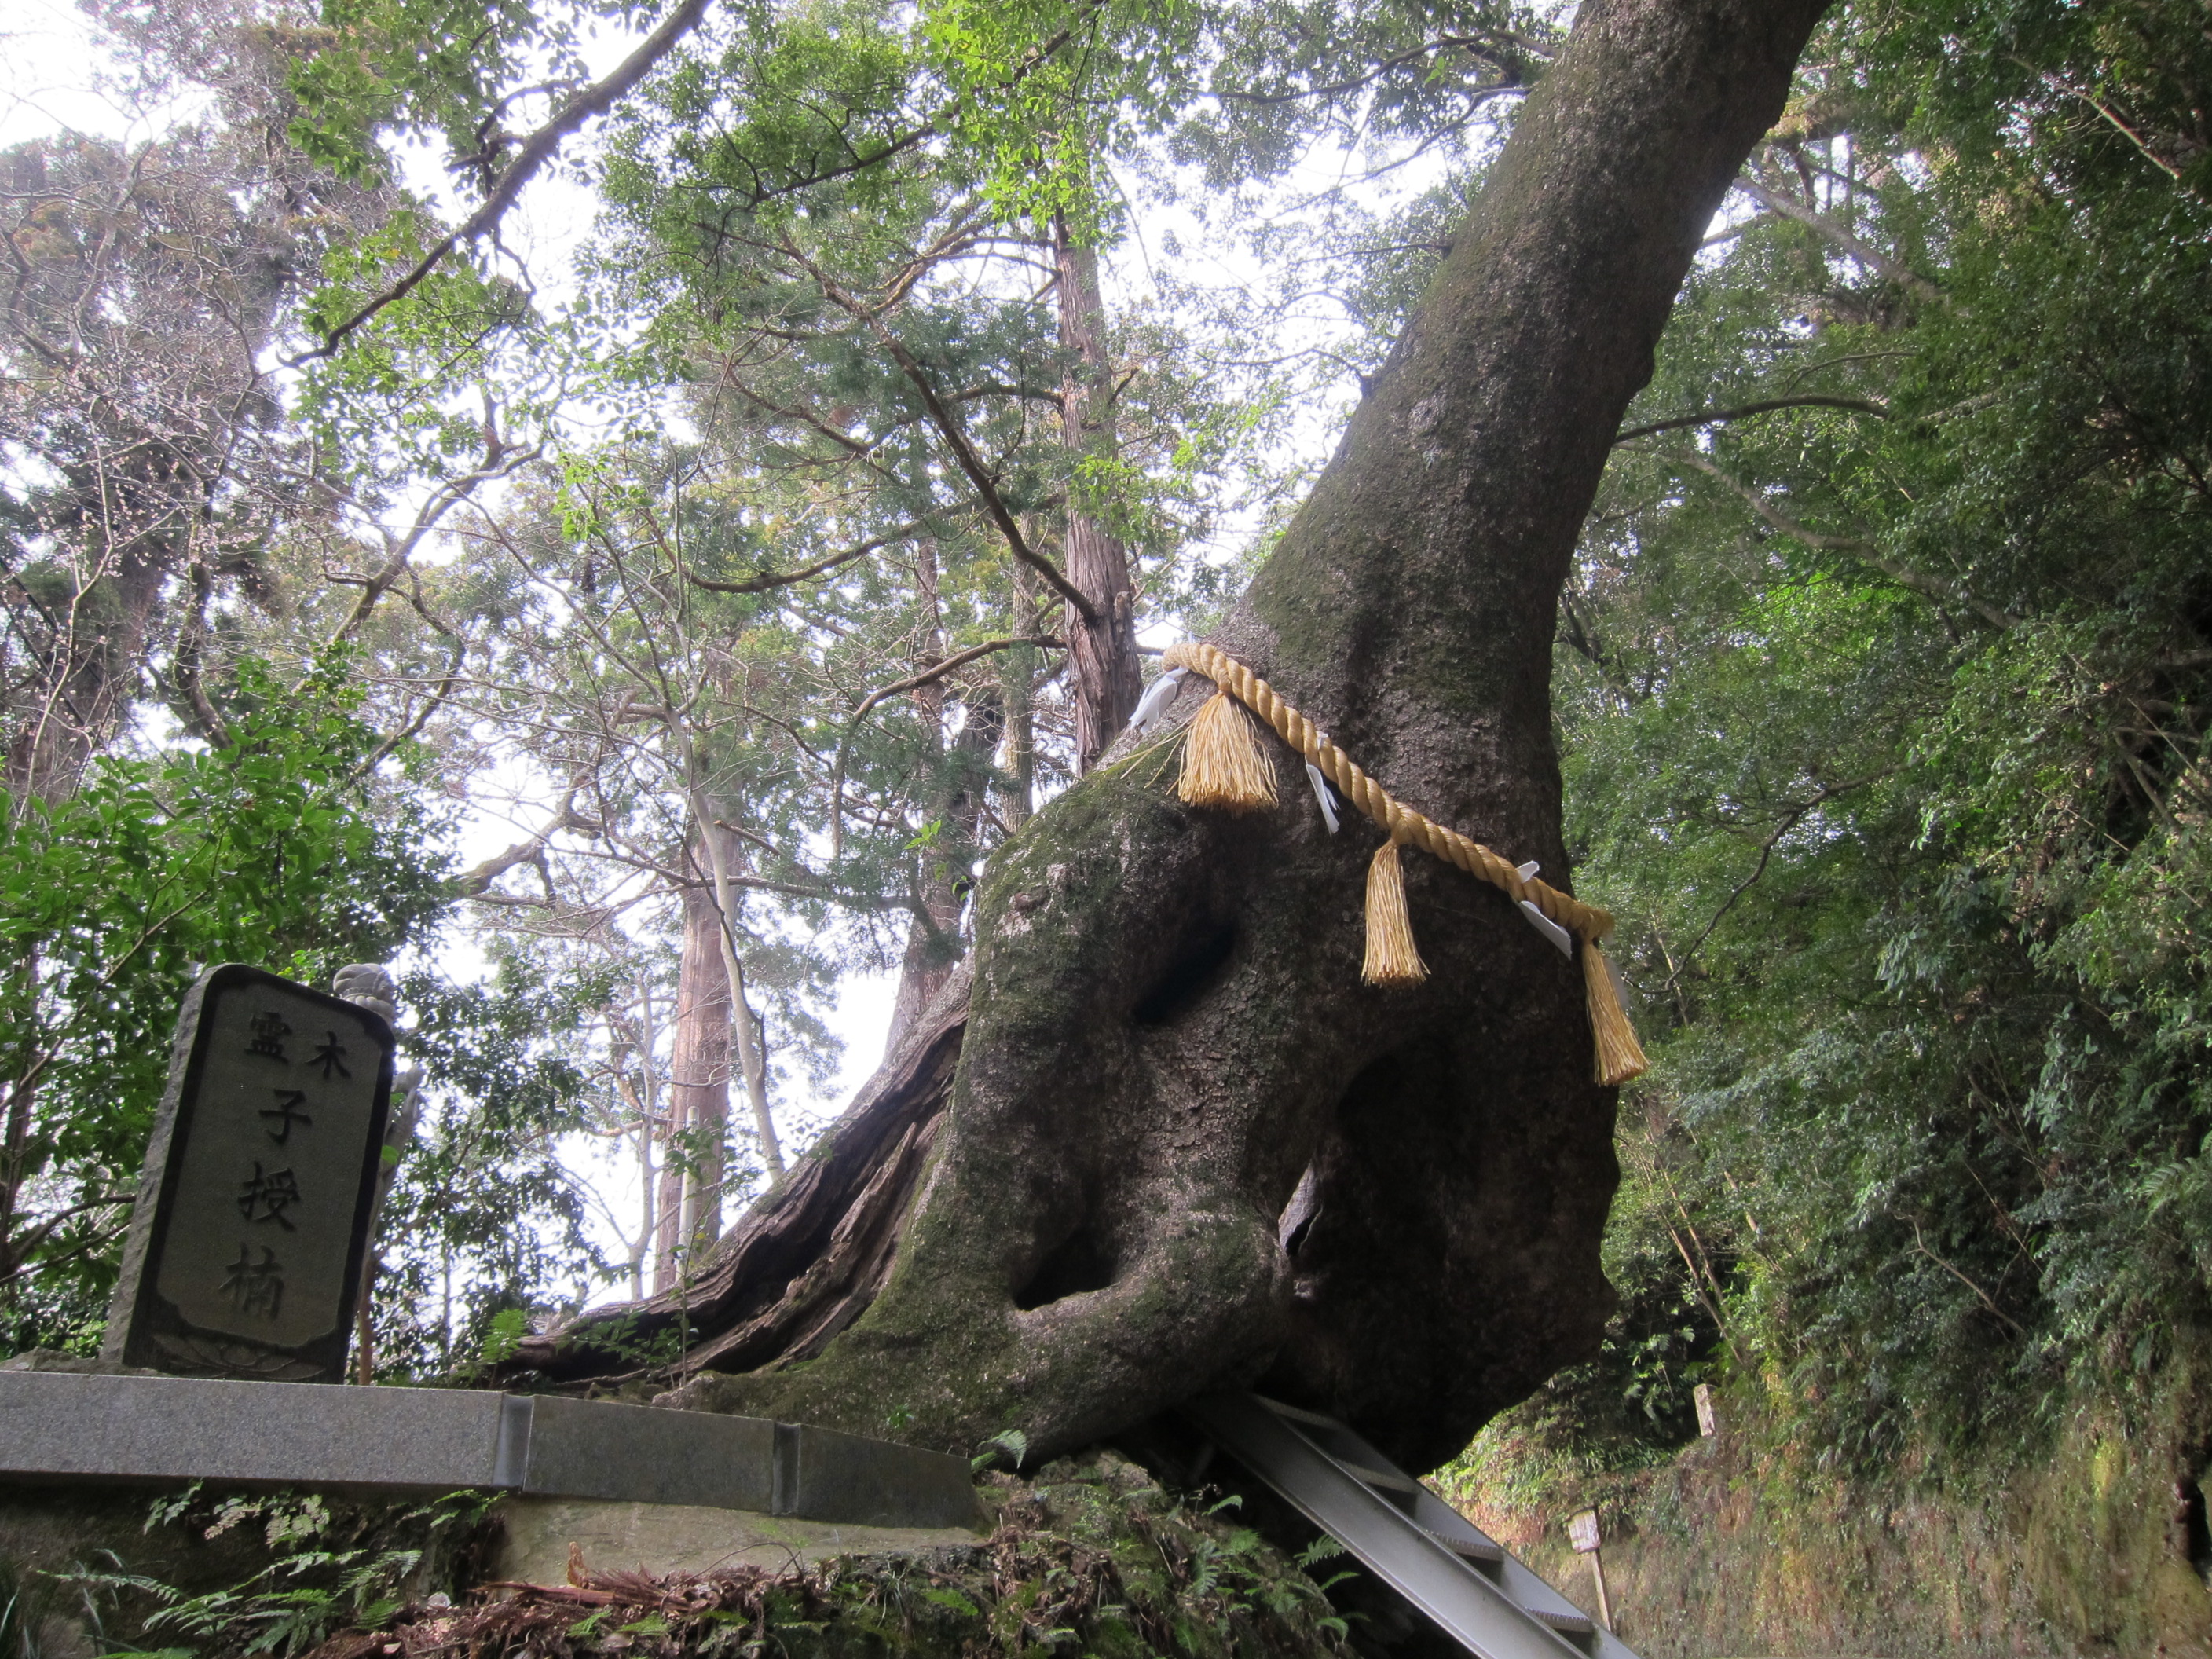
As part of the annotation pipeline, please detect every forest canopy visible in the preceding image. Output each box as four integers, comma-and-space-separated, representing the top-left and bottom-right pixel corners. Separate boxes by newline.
1, 0, 2208, 1490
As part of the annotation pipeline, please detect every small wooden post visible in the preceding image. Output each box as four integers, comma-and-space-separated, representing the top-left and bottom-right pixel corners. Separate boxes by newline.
1567, 1507, 1613, 1634
1694, 1381, 1719, 1439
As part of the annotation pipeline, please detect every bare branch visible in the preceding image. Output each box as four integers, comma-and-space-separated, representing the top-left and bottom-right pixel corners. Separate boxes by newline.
1736, 173, 1941, 300
453, 788, 597, 897
678, 517, 938, 595
1613, 393, 1888, 445
1911, 1219, 2027, 1336
329, 441, 542, 644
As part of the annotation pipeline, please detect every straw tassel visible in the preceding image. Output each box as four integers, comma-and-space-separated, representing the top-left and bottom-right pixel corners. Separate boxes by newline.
1362, 839, 1428, 985
1163, 640, 1648, 1086
1581, 939, 1649, 1086
1178, 690, 1278, 811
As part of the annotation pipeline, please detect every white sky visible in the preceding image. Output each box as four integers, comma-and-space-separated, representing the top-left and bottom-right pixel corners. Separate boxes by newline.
2, 0, 202, 138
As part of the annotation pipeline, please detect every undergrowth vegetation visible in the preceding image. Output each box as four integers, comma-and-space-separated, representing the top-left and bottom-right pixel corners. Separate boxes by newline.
53, 1487, 496, 1659
1448, 0, 2212, 1512
10, 1457, 1350, 1659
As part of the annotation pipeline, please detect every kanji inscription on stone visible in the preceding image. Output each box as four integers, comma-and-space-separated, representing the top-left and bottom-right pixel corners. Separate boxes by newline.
102, 965, 394, 1382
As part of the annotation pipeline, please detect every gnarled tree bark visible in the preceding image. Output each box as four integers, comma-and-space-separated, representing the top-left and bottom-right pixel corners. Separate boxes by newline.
510, 0, 1829, 1474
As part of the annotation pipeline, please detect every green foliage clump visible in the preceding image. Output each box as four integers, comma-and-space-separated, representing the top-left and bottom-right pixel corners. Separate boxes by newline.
359, 954, 619, 1379
1517, 0, 2212, 1489
0, 650, 620, 1375
0, 657, 453, 1350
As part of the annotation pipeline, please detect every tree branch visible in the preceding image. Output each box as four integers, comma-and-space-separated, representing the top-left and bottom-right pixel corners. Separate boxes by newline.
452, 788, 597, 896
782, 236, 1100, 622
1736, 174, 1941, 300
1211, 34, 1540, 108
330, 439, 541, 643
171, 555, 232, 749
2026, 63, 2193, 185
1613, 393, 1888, 445
828, 635, 1063, 859
288, 0, 716, 364
348, 594, 471, 782
679, 517, 938, 594
1667, 771, 1889, 987
712, 3, 1108, 212
1910, 1219, 2027, 1336
848, 635, 1064, 722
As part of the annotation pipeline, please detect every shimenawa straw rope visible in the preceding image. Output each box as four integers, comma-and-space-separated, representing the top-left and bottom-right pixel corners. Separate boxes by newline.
1159, 639, 1650, 1086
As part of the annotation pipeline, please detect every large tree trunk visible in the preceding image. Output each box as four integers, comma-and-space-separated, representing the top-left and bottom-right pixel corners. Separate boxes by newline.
1054, 214, 1144, 775
513, 0, 1829, 1472
6, 544, 169, 802
657, 848, 733, 1288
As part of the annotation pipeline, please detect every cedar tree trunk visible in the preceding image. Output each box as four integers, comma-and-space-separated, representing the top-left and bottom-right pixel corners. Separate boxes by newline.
1054, 213, 1144, 774
511, 0, 1829, 1474
657, 848, 733, 1287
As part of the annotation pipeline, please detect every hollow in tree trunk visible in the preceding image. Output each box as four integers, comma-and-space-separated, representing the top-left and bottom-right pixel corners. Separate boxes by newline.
513, 0, 1830, 1473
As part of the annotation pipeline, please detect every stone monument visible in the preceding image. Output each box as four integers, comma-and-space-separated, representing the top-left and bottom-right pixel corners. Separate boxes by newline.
101, 963, 395, 1382
7, 962, 981, 1610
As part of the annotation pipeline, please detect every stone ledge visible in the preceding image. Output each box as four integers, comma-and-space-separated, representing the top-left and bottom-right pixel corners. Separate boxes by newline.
0, 1372, 980, 1530
489, 1496, 985, 1585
